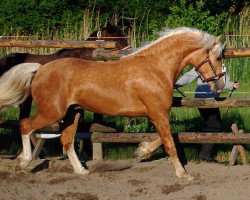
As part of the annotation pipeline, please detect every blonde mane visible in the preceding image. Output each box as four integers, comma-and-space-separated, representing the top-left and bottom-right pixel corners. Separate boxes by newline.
124, 27, 222, 58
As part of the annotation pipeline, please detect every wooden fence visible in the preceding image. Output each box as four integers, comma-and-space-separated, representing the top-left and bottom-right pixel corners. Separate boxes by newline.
0, 38, 250, 58
0, 39, 116, 49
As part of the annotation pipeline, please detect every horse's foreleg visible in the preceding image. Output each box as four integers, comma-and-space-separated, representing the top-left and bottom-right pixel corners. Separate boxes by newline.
60, 109, 89, 175
148, 111, 193, 180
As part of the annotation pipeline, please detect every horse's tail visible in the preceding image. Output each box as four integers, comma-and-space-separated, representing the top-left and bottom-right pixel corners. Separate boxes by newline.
0, 63, 41, 112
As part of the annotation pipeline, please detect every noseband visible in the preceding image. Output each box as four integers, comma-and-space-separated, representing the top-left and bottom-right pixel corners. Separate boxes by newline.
195, 54, 225, 83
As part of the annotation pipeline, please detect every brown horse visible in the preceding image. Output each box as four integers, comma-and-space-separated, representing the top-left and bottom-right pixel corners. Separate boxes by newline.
0, 20, 130, 120
0, 27, 225, 179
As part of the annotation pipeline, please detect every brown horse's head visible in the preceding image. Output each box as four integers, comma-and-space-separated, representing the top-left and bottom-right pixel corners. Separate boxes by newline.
89, 19, 130, 50
191, 35, 225, 93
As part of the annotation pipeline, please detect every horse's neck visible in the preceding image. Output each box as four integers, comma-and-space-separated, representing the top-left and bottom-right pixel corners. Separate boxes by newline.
123, 37, 196, 83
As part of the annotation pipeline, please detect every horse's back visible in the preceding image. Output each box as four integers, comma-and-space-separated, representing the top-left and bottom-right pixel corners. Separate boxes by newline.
0, 53, 29, 76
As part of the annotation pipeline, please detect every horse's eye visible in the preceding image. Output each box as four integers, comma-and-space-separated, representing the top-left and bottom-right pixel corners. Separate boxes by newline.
217, 57, 222, 61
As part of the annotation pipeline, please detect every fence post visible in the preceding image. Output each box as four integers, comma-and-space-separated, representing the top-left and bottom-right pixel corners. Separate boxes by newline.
229, 124, 249, 165
92, 132, 103, 161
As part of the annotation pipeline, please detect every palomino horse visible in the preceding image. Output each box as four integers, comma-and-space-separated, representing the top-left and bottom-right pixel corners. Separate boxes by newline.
0, 27, 225, 179
0, 20, 130, 120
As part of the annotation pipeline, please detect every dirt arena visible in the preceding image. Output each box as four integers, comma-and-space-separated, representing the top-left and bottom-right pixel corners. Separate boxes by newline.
0, 155, 249, 200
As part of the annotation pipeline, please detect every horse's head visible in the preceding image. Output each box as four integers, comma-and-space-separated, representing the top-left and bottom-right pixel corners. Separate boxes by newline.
191, 35, 225, 93
100, 19, 131, 50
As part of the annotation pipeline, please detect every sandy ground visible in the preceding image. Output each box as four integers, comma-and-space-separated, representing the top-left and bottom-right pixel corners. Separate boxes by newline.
0, 155, 250, 200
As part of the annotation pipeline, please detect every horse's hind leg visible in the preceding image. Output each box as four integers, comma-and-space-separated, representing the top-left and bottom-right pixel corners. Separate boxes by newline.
148, 110, 193, 180
19, 96, 32, 120
60, 107, 89, 175
17, 113, 60, 169
18, 96, 45, 158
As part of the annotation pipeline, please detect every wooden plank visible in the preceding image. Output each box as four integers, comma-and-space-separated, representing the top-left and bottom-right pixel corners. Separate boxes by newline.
229, 124, 249, 165
95, 47, 250, 60
91, 132, 159, 143
32, 139, 45, 159
224, 47, 250, 58
229, 146, 239, 166
91, 132, 250, 144
35, 133, 61, 139
172, 97, 250, 108
0, 39, 116, 49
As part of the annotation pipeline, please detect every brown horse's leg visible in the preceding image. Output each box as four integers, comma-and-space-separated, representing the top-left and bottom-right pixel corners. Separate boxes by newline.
60, 108, 89, 175
148, 111, 193, 180
93, 113, 103, 123
17, 113, 59, 169
19, 96, 32, 120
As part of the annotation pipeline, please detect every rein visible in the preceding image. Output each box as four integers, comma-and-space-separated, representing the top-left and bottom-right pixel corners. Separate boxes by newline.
195, 54, 225, 83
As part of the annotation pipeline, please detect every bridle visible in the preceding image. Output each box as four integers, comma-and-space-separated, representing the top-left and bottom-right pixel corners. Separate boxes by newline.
97, 30, 102, 39
195, 53, 225, 83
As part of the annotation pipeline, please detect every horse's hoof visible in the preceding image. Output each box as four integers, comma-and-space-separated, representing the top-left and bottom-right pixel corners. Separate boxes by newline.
177, 172, 194, 181
134, 142, 152, 159
75, 168, 90, 175
16, 155, 31, 170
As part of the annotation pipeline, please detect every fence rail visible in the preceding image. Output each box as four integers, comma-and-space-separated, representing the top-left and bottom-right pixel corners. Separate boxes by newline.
0, 39, 116, 49
91, 132, 250, 144
172, 97, 250, 108
0, 39, 249, 58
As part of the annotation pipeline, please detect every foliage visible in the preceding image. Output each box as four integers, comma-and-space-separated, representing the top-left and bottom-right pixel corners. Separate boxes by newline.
0, 0, 84, 35
165, 0, 227, 34
0, 0, 248, 36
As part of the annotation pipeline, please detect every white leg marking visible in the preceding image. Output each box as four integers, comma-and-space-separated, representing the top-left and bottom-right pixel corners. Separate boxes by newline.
17, 133, 33, 169
67, 144, 89, 175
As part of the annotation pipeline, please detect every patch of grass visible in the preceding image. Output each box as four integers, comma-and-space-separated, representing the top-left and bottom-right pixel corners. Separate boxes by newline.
103, 143, 138, 160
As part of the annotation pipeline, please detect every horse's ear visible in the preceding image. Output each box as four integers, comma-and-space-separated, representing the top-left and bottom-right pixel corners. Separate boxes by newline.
110, 16, 115, 26
214, 35, 222, 44
222, 41, 227, 58
106, 16, 116, 31
106, 19, 116, 33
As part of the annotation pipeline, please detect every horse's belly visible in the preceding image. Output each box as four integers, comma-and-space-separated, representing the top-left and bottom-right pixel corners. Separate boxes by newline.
75, 91, 146, 117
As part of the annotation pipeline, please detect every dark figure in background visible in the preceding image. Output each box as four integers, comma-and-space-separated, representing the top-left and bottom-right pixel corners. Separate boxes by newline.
175, 64, 240, 161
